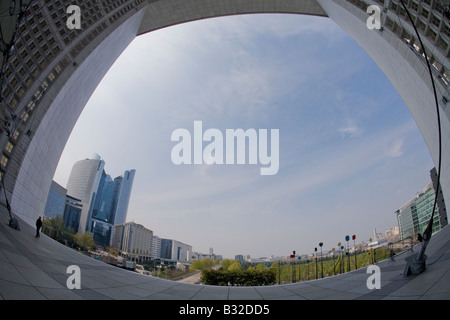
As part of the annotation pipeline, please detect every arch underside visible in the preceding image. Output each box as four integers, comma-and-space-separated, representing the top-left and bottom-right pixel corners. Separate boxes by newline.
138, 0, 328, 35
1, 0, 449, 301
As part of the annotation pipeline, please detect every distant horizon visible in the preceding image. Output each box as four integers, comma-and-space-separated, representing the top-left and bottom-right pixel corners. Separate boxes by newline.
54, 151, 409, 260
53, 14, 434, 259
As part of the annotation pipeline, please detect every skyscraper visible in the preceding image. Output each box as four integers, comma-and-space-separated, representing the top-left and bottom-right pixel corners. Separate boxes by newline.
88, 169, 135, 246
91, 173, 115, 222
66, 156, 105, 234
113, 169, 136, 225
66, 155, 135, 244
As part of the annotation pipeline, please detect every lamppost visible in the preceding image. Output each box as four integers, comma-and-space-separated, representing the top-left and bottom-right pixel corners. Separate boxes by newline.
352, 234, 357, 270
345, 235, 350, 272
340, 245, 345, 273
314, 247, 318, 279
337, 242, 342, 273
306, 259, 310, 280
332, 248, 336, 275
319, 242, 324, 278
298, 256, 302, 282
278, 259, 281, 284
290, 251, 296, 283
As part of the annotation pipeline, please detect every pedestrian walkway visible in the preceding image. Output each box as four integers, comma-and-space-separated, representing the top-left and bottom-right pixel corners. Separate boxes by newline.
0, 204, 449, 299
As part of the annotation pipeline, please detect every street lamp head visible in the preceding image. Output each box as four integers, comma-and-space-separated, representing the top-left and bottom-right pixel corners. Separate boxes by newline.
319, 242, 323, 247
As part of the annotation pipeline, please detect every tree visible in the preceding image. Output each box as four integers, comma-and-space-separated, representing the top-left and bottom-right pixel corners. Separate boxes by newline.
228, 261, 242, 272
201, 269, 276, 286
105, 247, 118, 256
43, 215, 63, 240
190, 260, 202, 271
190, 258, 217, 272
256, 263, 267, 271
42, 215, 76, 245
203, 258, 214, 269
221, 259, 233, 270
75, 231, 95, 251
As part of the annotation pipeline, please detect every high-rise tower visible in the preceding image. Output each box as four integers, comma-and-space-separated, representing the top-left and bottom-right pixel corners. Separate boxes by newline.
66, 157, 105, 234
113, 169, 135, 225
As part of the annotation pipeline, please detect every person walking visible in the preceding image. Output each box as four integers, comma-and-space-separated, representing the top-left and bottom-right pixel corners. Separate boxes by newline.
35, 216, 42, 238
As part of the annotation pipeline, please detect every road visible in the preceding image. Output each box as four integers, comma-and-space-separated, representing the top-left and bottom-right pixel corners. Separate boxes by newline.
177, 270, 202, 284
176, 265, 221, 284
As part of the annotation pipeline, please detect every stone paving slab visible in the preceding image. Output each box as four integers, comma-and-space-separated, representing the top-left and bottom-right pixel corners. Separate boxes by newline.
190, 286, 230, 300
1, 204, 449, 300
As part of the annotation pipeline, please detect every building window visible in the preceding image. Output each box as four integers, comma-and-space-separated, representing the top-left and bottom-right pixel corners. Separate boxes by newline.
439, 37, 448, 52
5, 142, 14, 154
21, 111, 29, 123
17, 87, 25, 97
10, 98, 17, 109
12, 131, 20, 141
431, 15, 440, 28
1, 155, 9, 168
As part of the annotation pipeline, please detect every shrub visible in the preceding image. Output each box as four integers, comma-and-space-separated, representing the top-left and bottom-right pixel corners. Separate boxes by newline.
201, 269, 276, 286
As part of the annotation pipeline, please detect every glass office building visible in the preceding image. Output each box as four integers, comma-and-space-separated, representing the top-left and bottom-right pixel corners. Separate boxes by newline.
113, 170, 136, 225
63, 195, 83, 232
43, 180, 67, 219
66, 157, 105, 234
396, 180, 446, 240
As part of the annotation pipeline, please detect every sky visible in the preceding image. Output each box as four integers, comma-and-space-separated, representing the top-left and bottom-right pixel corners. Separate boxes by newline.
53, 14, 434, 259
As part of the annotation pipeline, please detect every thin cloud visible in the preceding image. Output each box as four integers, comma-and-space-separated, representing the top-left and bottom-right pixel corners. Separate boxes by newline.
338, 126, 361, 138
386, 138, 405, 158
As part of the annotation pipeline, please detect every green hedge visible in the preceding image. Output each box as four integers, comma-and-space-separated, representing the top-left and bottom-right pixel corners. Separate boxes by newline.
201, 269, 276, 286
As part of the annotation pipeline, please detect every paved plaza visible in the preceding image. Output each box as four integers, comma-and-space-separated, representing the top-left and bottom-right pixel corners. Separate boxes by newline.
1, 204, 449, 300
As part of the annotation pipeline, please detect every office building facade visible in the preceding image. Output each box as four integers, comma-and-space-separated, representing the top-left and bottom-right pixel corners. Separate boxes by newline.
66, 157, 105, 234
88, 169, 135, 246
112, 221, 153, 263
63, 195, 83, 233
193, 248, 223, 262
64, 155, 135, 244
160, 238, 192, 263
43, 180, 67, 219
396, 179, 447, 240
43, 180, 83, 232
430, 167, 448, 228
150, 235, 162, 259
112, 170, 136, 225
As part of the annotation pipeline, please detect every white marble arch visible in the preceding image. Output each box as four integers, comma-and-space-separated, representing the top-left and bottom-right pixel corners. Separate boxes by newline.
9, 0, 449, 233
